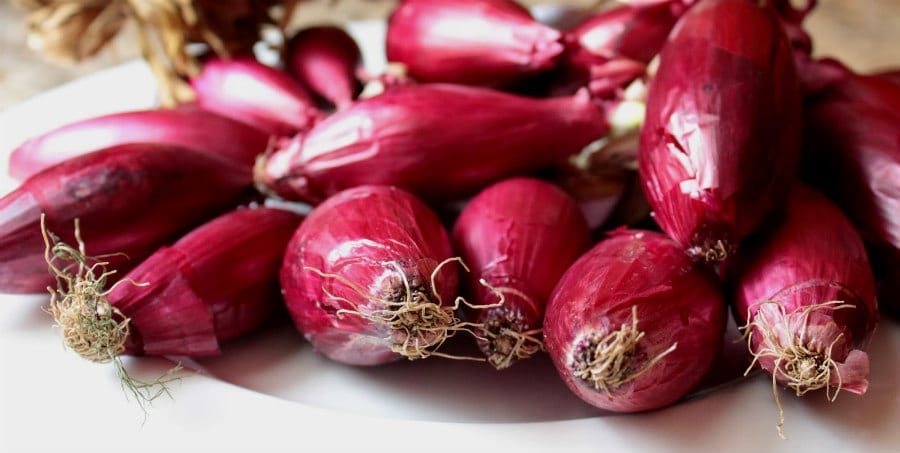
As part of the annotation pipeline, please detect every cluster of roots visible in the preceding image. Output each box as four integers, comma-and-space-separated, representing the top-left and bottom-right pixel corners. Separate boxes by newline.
741, 300, 856, 438
569, 306, 676, 394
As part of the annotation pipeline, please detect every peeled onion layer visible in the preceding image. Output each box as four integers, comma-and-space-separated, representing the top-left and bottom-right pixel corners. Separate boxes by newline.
452, 178, 591, 369
544, 229, 726, 413
638, 0, 802, 274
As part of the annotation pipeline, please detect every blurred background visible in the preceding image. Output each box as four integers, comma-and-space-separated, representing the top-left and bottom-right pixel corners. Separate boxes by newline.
1, 0, 898, 109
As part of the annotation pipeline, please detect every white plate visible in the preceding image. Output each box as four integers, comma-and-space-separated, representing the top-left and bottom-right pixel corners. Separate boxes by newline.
2, 18, 899, 453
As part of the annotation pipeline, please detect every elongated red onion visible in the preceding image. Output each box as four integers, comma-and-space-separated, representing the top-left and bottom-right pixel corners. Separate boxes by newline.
793, 54, 852, 98
44, 206, 301, 359
8, 105, 269, 181
802, 77, 900, 312
877, 69, 900, 86
0, 144, 254, 294
452, 178, 591, 369
280, 185, 470, 366
638, 0, 802, 271
190, 57, 322, 136
257, 84, 610, 204
733, 185, 877, 435
285, 25, 362, 109
385, 0, 564, 87
564, 1, 685, 68
816, 71, 900, 115
544, 229, 726, 412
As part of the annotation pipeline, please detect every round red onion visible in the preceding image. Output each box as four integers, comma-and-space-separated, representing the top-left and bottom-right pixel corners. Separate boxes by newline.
452, 177, 591, 369
544, 229, 726, 412
279, 185, 467, 366
638, 0, 802, 272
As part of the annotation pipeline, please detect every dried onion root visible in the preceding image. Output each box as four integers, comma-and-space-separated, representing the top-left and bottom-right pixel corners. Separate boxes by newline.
41, 216, 180, 417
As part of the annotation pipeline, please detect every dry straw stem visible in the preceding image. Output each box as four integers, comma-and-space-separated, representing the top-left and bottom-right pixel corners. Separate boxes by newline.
40, 214, 181, 419
305, 257, 506, 361
741, 300, 856, 439
11, 0, 298, 106
570, 305, 678, 394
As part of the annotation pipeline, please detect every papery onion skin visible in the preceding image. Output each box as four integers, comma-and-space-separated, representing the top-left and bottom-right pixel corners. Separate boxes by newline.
0, 144, 254, 294
279, 185, 459, 366
544, 229, 726, 412
638, 0, 802, 271
8, 105, 270, 180
258, 83, 609, 204
385, 0, 564, 87
191, 57, 322, 136
733, 185, 878, 396
112, 206, 302, 356
452, 177, 591, 369
285, 25, 362, 109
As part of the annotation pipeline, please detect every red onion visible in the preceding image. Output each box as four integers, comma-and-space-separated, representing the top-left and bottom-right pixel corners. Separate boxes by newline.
385, 0, 564, 87
42, 206, 300, 406
793, 54, 853, 98
190, 57, 322, 136
564, 1, 685, 67
816, 72, 900, 116
802, 76, 900, 312
876, 69, 900, 86
733, 185, 878, 436
0, 144, 253, 294
280, 185, 472, 366
257, 84, 610, 204
544, 229, 726, 412
638, 0, 802, 271
8, 105, 269, 181
452, 177, 591, 369
285, 25, 363, 109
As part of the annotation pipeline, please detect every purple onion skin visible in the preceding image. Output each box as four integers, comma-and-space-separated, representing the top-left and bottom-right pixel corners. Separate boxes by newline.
280, 185, 458, 366
733, 185, 878, 395
638, 0, 802, 272
386, 0, 564, 87
0, 144, 254, 294
259, 83, 609, 204
285, 25, 363, 109
8, 105, 270, 181
452, 177, 591, 368
114, 207, 302, 356
544, 229, 725, 412
191, 57, 323, 136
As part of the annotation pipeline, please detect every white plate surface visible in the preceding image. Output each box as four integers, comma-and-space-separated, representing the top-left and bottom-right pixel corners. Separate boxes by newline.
1, 19, 899, 453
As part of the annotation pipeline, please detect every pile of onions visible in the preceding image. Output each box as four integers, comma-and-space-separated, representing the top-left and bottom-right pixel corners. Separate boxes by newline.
1, 0, 896, 437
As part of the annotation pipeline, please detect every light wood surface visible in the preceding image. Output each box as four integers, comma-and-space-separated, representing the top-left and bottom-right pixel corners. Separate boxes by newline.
1, 0, 898, 109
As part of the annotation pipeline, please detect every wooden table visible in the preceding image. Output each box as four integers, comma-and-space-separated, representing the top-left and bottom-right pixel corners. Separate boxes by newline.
1, 0, 898, 109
